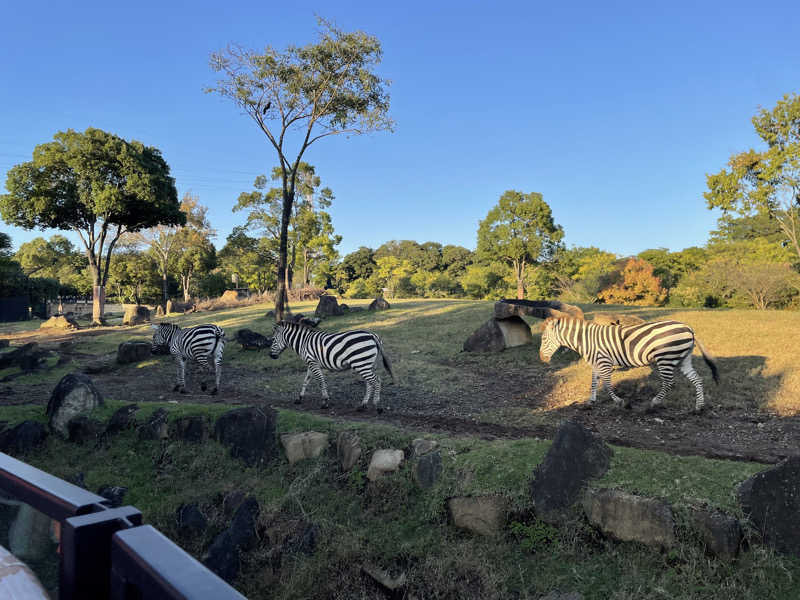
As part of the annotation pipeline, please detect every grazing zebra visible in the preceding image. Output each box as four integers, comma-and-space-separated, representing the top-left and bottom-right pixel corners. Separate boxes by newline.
269, 321, 394, 411
538, 317, 719, 412
150, 323, 226, 395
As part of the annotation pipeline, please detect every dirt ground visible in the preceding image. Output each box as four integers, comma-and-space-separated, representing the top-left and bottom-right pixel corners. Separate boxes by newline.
3, 325, 798, 465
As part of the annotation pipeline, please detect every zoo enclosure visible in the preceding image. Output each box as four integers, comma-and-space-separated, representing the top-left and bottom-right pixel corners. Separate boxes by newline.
0, 451, 245, 599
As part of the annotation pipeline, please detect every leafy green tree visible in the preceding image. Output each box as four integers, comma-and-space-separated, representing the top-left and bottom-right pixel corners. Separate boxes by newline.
441, 245, 474, 278
0, 128, 183, 322
459, 262, 511, 299
108, 250, 161, 305
173, 196, 217, 301
477, 190, 564, 299
0, 232, 27, 298
370, 256, 414, 298
705, 93, 800, 263
234, 163, 341, 290
339, 246, 377, 285
208, 18, 393, 320
217, 227, 276, 294
14, 235, 89, 295
554, 246, 617, 302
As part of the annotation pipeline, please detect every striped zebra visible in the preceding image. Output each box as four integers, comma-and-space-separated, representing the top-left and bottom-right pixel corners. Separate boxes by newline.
539, 317, 719, 412
269, 321, 394, 411
150, 323, 226, 395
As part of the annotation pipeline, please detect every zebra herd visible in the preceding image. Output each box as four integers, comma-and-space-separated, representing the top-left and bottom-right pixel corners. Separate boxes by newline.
150, 313, 719, 414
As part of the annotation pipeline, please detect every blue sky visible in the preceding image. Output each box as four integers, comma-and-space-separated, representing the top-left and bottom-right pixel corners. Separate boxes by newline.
2, 1, 799, 259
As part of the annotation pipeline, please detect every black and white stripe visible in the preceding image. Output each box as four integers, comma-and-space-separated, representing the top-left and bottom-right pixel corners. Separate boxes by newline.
269, 321, 394, 411
151, 323, 226, 395
539, 317, 719, 412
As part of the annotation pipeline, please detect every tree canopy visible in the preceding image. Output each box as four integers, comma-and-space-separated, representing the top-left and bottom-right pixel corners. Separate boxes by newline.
0, 127, 183, 321
477, 190, 564, 299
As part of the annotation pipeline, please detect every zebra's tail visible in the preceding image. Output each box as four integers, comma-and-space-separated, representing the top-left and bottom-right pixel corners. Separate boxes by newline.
695, 338, 719, 384
210, 328, 225, 359
376, 335, 396, 384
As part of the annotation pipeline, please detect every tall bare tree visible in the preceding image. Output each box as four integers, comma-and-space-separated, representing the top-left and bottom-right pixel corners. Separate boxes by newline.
207, 18, 392, 319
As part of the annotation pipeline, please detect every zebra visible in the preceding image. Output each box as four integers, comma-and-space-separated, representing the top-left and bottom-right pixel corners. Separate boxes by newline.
269, 321, 394, 412
538, 317, 719, 413
150, 323, 226, 395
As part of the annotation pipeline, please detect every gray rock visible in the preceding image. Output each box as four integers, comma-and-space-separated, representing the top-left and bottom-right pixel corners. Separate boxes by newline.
138, 408, 169, 440
235, 328, 271, 351
531, 420, 612, 524
463, 317, 532, 352
156, 305, 165, 317
170, 415, 209, 443
8, 504, 53, 561
203, 497, 260, 583
690, 507, 743, 559
97, 485, 127, 508
368, 297, 391, 311
0, 342, 50, 372
367, 449, 404, 481
84, 353, 116, 374
280, 431, 329, 464
123, 305, 150, 325
448, 495, 509, 537
104, 404, 139, 436
117, 341, 152, 364
314, 295, 344, 318
411, 438, 438, 458
0, 421, 48, 455
214, 406, 278, 467
166, 299, 174, 314
583, 488, 675, 549
415, 450, 442, 489
738, 456, 800, 557
494, 299, 584, 320
67, 415, 103, 444
176, 502, 208, 538
337, 431, 362, 471
47, 373, 104, 437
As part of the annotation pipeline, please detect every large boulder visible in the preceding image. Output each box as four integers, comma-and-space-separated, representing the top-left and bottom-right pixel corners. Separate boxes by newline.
214, 406, 279, 467
583, 489, 676, 549
592, 313, 646, 327
314, 295, 344, 318
414, 450, 443, 489
46, 373, 104, 437
67, 415, 103, 444
337, 431, 362, 471
0, 421, 48, 455
117, 341, 152, 364
235, 328, 271, 351
220, 290, 245, 303
39, 315, 79, 330
530, 420, 612, 524
494, 299, 584, 321
367, 449, 404, 481
369, 297, 391, 311
138, 408, 169, 441
738, 456, 800, 557
176, 502, 208, 538
203, 496, 260, 583
170, 415, 209, 443
97, 485, 128, 508
0, 342, 49, 372
104, 404, 139, 436
448, 495, 509, 537
122, 305, 150, 326
690, 507, 743, 559
280, 432, 329, 465
463, 316, 532, 352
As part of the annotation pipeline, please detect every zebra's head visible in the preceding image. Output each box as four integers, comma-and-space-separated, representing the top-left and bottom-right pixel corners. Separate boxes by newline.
539, 318, 562, 363
150, 323, 178, 354
269, 322, 288, 359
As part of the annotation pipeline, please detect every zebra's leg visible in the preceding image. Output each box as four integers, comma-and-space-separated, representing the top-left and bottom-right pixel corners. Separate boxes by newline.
373, 375, 383, 413
580, 368, 600, 410
357, 378, 374, 412
211, 353, 221, 396
197, 358, 209, 392
648, 362, 676, 411
298, 367, 313, 404
173, 356, 187, 394
307, 362, 330, 409
598, 360, 628, 407
680, 354, 706, 413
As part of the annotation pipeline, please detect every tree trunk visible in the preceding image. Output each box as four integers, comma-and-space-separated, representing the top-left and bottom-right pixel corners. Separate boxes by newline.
303, 248, 311, 287
275, 187, 294, 321
92, 285, 105, 323
514, 261, 525, 300
161, 271, 168, 307
182, 274, 191, 303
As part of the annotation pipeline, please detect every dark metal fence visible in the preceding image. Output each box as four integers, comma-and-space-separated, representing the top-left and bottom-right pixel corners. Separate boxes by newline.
0, 452, 246, 599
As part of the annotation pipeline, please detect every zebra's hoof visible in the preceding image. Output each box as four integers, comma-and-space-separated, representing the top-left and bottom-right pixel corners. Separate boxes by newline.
210, 388, 218, 396
356, 404, 366, 413
294, 397, 303, 405
692, 405, 706, 415
578, 402, 593, 411
321, 402, 329, 410
179, 389, 188, 395
172, 385, 181, 392
200, 382, 207, 391
645, 403, 665, 414
376, 407, 383, 414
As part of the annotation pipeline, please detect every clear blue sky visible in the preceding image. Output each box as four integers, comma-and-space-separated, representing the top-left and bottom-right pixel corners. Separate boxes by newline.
2, 1, 799, 259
